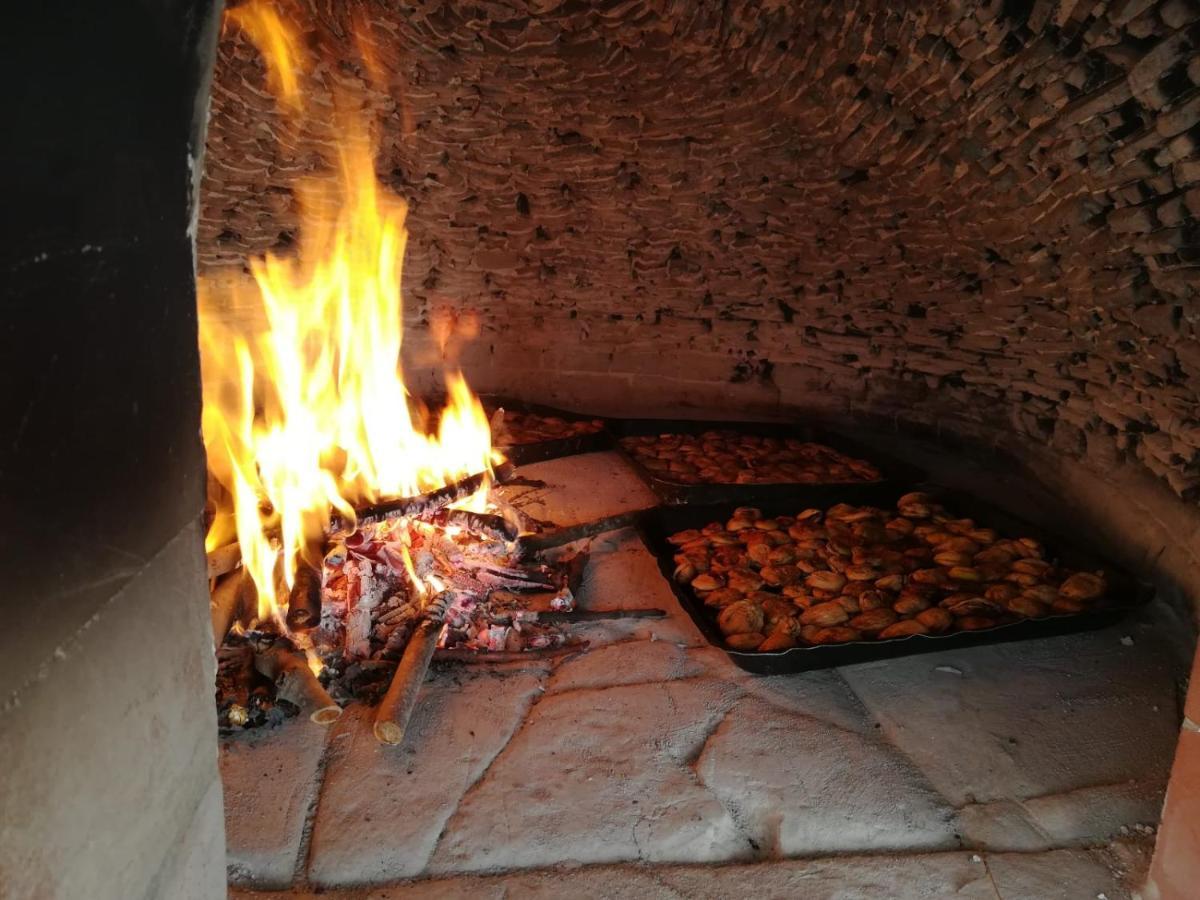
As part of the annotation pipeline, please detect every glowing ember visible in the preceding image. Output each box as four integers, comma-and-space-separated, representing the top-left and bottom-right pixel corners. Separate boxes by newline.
199, 1, 497, 631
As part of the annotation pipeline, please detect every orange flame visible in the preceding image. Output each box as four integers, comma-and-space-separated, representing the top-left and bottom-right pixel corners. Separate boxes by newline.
200, 1, 496, 628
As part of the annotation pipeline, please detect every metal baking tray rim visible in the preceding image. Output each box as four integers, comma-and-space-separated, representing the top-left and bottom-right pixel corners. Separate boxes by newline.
612, 416, 924, 505
636, 489, 1154, 674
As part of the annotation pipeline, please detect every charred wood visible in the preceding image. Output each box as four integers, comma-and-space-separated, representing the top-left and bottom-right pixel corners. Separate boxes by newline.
516, 509, 652, 554
428, 508, 518, 542
253, 644, 341, 725
434, 643, 588, 663
332, 462, 515, 533
524, 607, 665, 624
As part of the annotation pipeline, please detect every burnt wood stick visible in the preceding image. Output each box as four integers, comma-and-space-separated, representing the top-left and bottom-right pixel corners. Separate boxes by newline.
285, 561, 322, 631
537, 607, 666, 623
477, 563, 557, 587
207, 542, 243, 579
517, 508, 654, 554
253, 645, 341, 725
434, 643, 588, 664
488, 607, 666, 626
331, 462, 515, 532
374, 614, 444, 745
211, 570, 252, 646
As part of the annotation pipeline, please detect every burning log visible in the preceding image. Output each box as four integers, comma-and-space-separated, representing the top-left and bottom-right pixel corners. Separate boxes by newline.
253, 644, 341, 725
373, 591, 451, 745
210, 570, 253, 645
473, 564, 557, 591
207, 542, 242, 579
332, 462, 516, 533
285, 561, 322, 631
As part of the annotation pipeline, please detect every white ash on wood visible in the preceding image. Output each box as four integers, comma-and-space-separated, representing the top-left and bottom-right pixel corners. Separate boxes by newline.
213, 482, 599, 730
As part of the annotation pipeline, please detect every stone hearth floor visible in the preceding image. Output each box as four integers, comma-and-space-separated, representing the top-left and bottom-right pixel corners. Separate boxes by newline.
224, 452, 1187, 899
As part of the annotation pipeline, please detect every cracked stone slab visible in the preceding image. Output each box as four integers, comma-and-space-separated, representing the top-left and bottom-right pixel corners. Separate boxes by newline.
1021, 779, 1166, 847
837, 627, 1181, 811
221, 717, 332, 889
956, 781, 1165, 853
429, 677, 751, 874
985, 848, 1126, 899
307, 666, 546, 886
498, 450, 657, 528
546, 638, 711, 693
722, 665, 880, 737
957, 799, 1051, 852
696, 696, 958, 856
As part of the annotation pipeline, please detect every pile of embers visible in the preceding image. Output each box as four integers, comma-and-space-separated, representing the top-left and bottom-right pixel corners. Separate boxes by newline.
213, 474, 588, 737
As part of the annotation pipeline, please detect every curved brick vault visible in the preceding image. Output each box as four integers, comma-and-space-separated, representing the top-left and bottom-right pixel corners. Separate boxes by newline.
199, 0, 1200, 501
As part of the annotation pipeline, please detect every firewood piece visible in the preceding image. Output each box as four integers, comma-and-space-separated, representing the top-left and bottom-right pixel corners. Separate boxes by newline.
285, 561, 322, 631
488, 551, 589, 616
207, 542, 242, 579
253, 645, 341, 725
517, 509, 653, 554
538, 607, 666, 623
434, 508, 518, 542
373, 598, 449, 745
211, 570, 252, 645
474, 564, 557, 590
332, 463, 516, 533
434, 642, 588, 663
498, 475, 547, 489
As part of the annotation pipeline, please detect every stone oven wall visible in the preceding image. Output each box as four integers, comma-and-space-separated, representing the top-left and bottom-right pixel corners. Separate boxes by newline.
200, 0, 1200, 507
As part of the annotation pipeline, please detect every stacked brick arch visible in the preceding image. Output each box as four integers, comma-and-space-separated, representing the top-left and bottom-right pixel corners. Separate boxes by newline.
200, 0, 1200, 499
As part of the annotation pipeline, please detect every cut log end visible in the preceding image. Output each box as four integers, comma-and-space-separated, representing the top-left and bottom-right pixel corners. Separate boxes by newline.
311, 705, 343, 726
372, 720, 405, 745
253, 644, 341, 727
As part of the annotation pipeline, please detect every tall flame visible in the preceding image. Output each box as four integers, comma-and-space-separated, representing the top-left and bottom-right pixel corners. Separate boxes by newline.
200, 2, 495, 626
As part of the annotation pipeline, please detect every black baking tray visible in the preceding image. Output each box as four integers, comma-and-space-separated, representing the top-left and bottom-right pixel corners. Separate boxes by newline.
612, 417, 924, 506
485, 397, 613, 466
637, 485, 1153, 674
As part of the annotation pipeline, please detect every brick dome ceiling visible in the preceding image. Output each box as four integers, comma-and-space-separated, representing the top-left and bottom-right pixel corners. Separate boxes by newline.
200, 0, 1200, 499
